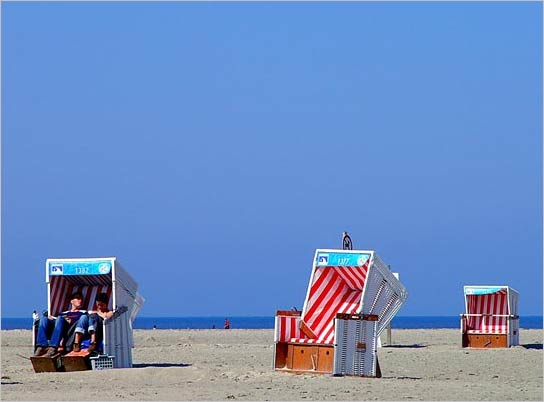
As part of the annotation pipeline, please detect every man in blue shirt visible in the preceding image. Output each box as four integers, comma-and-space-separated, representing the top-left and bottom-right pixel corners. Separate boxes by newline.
34, 291, 89, 357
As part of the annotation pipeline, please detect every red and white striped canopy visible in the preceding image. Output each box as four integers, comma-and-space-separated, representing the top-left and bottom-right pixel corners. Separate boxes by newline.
464, 286, 518, 334
49, 275, 113, 316
299, 261, 369, 344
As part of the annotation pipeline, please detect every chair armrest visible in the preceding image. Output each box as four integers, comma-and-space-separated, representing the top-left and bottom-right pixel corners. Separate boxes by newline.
463, 313, 513, 317
276, 310, 301, 317
299, 320, 317, 339
104, 305, 129, 325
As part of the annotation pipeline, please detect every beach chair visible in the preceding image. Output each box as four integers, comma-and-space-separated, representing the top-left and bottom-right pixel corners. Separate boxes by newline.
274, 249, 407, 377
31, 257, 144, 372
460, 285, 519, 348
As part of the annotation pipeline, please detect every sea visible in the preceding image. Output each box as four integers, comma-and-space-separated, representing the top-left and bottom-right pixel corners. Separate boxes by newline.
1, 316, 542, 330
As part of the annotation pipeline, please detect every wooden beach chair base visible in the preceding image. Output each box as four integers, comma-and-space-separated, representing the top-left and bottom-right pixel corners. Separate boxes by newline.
62, 350, 91, 371
275, 343, 382, 377
275, 343, 334, 374
463, 333, 508, 348
30, 354, 63, 373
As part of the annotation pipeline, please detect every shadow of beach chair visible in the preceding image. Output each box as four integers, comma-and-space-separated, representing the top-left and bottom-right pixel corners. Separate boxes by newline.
460, 285, 519, 348
31, 257, 144, 372
274, 249, 407, 377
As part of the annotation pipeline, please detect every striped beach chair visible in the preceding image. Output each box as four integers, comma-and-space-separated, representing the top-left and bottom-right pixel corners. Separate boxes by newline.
274, 249, 407, 377
461, 286, 519, 348
32, 257, 144, 370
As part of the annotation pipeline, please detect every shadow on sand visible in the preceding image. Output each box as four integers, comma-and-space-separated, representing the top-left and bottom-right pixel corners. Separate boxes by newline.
382, 376, 422, 380
521, 343, 543, 350
133, 363, 192, 368
383, 344, 427, 349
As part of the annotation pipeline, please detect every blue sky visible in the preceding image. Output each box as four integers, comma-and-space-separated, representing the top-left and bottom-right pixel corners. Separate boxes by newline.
2, 2, 542, 318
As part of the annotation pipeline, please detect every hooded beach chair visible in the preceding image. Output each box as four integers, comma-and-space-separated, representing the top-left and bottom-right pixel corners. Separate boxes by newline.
31, 257, 144, 372
274, 249, 407, 377
460, 285, 519, 348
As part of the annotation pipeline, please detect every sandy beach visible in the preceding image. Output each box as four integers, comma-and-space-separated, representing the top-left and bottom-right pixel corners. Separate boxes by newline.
1, 328, 542, 401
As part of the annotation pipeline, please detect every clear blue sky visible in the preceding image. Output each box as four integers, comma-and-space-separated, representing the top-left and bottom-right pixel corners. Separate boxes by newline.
2, 2, 542, 318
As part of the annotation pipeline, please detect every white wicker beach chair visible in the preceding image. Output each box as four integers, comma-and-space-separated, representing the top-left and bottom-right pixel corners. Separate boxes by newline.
32, 257, 144, 371
274, 248, 407, 377
461, 285, 519, 348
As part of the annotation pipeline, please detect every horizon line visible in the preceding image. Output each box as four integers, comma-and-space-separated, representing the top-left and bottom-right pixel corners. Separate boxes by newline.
2, 314, 543, 319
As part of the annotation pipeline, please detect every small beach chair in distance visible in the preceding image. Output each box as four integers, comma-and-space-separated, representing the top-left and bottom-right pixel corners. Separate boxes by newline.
31, 257, 144, 372
461, 285, 519, 348
274, 248, 407, 377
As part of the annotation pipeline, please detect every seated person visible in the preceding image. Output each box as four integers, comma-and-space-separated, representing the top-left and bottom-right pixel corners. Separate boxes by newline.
87, 292, 114, 354
34, 291, 89, 357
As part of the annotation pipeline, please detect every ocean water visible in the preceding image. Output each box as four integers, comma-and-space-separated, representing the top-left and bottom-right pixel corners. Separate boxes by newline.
2, 315, 542, 330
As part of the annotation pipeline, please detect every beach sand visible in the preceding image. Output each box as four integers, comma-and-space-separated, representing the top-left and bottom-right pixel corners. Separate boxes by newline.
1, 328, 542, 401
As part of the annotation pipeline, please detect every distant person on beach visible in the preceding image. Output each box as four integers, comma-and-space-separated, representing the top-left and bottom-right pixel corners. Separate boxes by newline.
32, 310, 39, 322
34, 291, 89, 357
224, 318, 230, 329
153, 325, 157, 330
86, 292, 114, 354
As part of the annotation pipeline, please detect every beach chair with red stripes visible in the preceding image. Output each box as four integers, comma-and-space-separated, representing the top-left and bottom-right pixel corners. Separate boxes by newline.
461, 285, 519, 348
32, 257, 144, 371
274, 249, 407, 377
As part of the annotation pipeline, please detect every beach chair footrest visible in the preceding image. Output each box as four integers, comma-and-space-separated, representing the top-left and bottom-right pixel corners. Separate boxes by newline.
463, 333, 508, 348
63, 351, 92, 371
30, 354, 63, 373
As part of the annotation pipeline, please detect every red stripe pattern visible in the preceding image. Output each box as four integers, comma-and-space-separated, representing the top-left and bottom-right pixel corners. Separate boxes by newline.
275, 315, 302, 342
466, 290, 509, 334
49, 276, 112, 315
297, 262, 369, 345
289, 338, 331, 344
